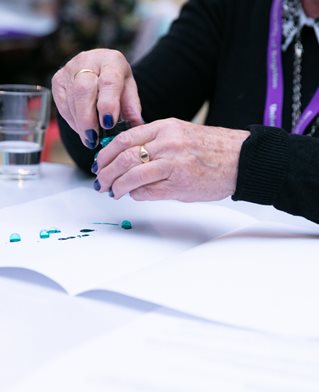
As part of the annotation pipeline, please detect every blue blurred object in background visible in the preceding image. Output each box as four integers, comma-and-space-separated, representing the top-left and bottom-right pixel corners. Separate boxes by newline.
0, 0, 138, 86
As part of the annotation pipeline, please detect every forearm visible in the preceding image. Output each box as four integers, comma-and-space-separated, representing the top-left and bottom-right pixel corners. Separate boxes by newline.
132, 0, 222, 123
274, 134, 319, 223
233, 125, 319, 224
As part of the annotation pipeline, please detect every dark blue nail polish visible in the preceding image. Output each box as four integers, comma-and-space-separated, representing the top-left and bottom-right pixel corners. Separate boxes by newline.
109, 189, 114, 198
94, 179, 101, 191
103, 113, 114, 129
85, 129, 97, 144
91, 161, 98, 174
85, 140, 97, 150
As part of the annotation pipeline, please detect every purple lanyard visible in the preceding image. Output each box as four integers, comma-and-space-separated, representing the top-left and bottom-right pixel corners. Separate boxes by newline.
264, 0, 319, 134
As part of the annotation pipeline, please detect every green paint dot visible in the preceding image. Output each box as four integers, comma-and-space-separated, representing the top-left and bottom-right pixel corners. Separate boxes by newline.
9, 233, 21, 243
39, 230, 50, 239
121, 220, 132, 230
100, 136, 114, 148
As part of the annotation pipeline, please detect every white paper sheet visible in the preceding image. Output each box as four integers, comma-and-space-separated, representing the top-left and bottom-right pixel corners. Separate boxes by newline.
8, 311, 319, 392
105, 221, 319, 337
0, 187, 256, 295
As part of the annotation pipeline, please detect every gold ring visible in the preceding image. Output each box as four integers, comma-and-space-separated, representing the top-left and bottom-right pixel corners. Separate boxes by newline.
139, 145, 150, 163
74, 69, 98, 80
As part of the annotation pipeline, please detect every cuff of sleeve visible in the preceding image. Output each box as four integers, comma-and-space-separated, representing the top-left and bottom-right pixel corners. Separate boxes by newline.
232, 124, 288, 205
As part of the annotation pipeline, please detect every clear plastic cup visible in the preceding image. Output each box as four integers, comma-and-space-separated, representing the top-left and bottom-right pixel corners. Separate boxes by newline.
0, 84, 51, 180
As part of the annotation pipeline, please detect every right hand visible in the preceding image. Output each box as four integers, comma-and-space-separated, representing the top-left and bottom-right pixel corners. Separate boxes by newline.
51, 49, 144, 149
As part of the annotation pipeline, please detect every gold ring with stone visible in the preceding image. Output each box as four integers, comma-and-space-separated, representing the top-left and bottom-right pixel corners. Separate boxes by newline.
139, 145, 150, 163
74, 69, 98, 80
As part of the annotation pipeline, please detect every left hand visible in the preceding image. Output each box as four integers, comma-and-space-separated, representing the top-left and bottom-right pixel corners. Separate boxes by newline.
93, 118, 250, 202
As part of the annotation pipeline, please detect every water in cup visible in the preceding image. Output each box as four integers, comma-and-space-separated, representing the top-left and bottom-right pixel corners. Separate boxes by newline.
0, 84, 51, 180
0, 140, 42, 179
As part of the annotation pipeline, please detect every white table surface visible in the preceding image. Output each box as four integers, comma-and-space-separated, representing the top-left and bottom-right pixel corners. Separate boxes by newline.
0, 163, 162, 391
0, 162, 317, 391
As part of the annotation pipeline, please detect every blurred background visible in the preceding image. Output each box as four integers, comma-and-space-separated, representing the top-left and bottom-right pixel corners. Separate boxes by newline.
0, 0, 185, 164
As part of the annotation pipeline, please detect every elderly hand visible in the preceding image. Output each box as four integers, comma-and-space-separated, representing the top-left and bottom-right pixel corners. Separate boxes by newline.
51, 49, 144, 149
92, 118, 250, 202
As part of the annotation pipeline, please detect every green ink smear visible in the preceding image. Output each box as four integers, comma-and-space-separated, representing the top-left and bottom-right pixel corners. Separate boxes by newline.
58, 236, 76, 241
93, 222, 118, 226
9, 233, 21, 243
93, 220, 133, 230
80, 229, 95, 233
47, 228, 61, 234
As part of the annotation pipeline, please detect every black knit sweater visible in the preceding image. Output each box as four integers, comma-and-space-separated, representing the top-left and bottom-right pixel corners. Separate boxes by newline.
59, 0, 319, 223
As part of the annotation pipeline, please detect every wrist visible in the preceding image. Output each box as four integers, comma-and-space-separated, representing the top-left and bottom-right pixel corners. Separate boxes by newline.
219, 127, 250, 197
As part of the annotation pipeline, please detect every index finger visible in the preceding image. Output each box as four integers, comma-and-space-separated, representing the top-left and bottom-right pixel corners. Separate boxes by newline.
96, 122, 161, 173
69, 70, 100, 148
96, 51, 143, 130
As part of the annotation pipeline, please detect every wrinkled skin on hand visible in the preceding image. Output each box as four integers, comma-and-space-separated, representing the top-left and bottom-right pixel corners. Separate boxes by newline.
52, 49, 144, 148
94, 118, 250, 202
52, 49, 250, 202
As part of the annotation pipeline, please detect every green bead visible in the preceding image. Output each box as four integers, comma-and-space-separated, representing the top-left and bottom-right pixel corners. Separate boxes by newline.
100, 136, 114, 148
121, 220, 132, 230
39, 230, 50, 239
9, 233, 21, 243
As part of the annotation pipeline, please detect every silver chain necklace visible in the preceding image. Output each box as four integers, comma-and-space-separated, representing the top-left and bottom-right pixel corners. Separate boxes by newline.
291, 34, 303, 129
291, 32, 319, 135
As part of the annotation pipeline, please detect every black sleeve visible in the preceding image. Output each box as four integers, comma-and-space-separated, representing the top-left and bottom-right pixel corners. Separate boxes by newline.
232, 125, 319, 224
132, 0, 224, 122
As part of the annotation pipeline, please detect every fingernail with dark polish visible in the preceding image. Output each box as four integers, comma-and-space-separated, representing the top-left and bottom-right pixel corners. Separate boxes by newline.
109, 189, 114, 198
93, 179, 101, 191
103, 113, 114, 128
85, 140, 97, 150
91, 160, 98, 174
85, 129, 98, 144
